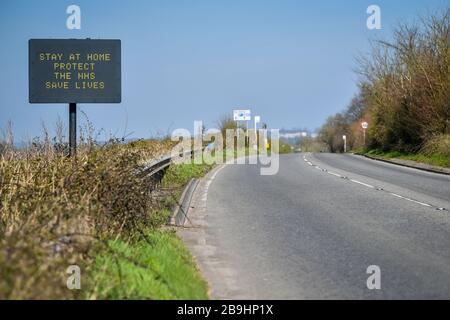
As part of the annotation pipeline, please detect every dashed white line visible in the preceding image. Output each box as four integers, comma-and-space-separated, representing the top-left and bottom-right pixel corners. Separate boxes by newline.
327, 171, 342, 178
303, 155, 441, 210
349, 179, 375, 189
388, 192, 432, 207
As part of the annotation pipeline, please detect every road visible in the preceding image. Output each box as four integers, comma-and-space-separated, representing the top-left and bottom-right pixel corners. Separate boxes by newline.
182, 153, 450, 299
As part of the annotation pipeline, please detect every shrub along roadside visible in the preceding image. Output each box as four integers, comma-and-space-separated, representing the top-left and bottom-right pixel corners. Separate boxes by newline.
318, 8, 449, 155
353, 133, 450, 168
86, 163, 212, 300
0, 136, 211, 299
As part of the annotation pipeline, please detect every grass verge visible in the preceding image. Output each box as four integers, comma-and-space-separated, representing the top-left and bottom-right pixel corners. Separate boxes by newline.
87, 162, 213, 299
0, 131, 212, 299
365, 149, 450, 168
88, 229, 208, 299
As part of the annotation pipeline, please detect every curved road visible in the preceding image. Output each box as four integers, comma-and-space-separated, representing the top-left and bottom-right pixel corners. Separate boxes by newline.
181, 153, 450, 299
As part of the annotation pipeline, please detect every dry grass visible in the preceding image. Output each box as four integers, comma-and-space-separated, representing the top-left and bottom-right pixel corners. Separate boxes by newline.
319, 8, 449, 154
0, 129, 175, 299
421, 134, 450, 158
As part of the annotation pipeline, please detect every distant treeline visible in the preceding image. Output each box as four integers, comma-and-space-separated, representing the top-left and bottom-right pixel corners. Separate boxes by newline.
319, 8, 449, 156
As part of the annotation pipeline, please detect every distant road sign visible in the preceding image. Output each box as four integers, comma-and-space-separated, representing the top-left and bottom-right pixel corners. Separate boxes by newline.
361, 121, 369, 129
233, 109, 251, 121
29, 39, 121, 103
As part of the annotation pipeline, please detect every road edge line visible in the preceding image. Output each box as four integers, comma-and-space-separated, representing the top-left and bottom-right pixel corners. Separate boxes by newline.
356, 153, 450, 176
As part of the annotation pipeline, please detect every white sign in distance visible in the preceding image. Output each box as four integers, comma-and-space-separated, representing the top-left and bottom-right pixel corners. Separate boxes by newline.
254, 115, 261, 123
342, 135, 347, 140
361, 121, 369, 129
233, 109, 251, 121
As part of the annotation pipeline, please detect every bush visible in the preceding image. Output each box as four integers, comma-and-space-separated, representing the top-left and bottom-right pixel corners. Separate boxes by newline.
319, 8, 450, 154
421, 134, 450, 157
0, 138, 174, 299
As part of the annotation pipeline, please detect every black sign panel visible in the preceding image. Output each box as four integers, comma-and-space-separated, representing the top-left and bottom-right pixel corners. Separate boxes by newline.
29, 39, 121, 103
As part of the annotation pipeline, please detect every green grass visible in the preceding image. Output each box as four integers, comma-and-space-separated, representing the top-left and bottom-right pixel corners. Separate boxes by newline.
162, 162, 214, 187
88, 230, 208, 300
86, 161, 214, 299
0, 129, 214, 299
366, 149, 450, 168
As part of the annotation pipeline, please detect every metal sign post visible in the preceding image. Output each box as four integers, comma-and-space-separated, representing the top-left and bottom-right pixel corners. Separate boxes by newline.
254, 116, 260, 132
69, 103, 77, 156
254, 116, 260, 150
342, 135, 347, 153
236, 120, 240, 140
245, 120, 249, 147
361, 122, 369, 146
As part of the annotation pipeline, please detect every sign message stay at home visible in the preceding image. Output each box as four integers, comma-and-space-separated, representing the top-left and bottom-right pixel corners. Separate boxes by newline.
29, 39, 121, 103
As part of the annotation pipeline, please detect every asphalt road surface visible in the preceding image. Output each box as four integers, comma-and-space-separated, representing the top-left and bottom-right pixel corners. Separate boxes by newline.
199, 153, 450, 299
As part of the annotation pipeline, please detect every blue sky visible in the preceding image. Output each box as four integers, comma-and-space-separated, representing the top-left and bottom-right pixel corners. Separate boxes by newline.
0, 0, 447, 140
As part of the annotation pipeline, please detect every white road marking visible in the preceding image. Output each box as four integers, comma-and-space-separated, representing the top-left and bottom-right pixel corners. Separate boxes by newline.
328, 172, 342, 178
303, 155, 441, 210
349, 179, 375, 189
388, 192, 432, 207
204, 165, 228, 202
210, 163, 229, 180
